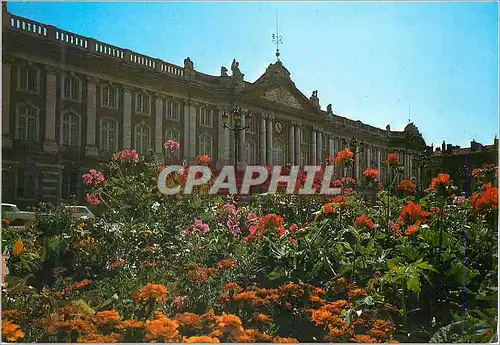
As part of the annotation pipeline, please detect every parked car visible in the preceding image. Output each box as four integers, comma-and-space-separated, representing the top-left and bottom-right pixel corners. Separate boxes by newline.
65, 206, 95, 220
1, 203, 36, 226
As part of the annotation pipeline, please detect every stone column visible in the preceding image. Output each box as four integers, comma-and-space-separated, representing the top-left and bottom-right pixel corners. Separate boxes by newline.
294, 125, 301, 165
217, 108, 229, 168
188, 102, 197, 160
85, 77, 98, 156
2, 61, 12, 148
154, 94, 164, 155
266, 116, 273, 165
43, 66, 58, 153
289, 123, 295, 165
123, 87, 132, 149
409, 153, 413, 178
328, 137, 334, 156
317, 131, 323, 165
311, 130, 317, 165
367, 145, 372, 168
239, 112, 246, 164
355, 151, 360, 181
183, 101, 190, 159
260, 115, 267, 165
376, 148, 381, 173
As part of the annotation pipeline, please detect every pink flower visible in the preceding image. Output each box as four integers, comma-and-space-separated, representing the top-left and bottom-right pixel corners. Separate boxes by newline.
246, 212, 257, 222
389, 220, 402, 236
86, 193, 101, 206
226, 219, 241, 236
111, 149, 139, 162
164, 140, 180, 150
289, 223, 298, 232
82, 169, 105, 186
191, 218, 210, 233
224, 202, 237, 214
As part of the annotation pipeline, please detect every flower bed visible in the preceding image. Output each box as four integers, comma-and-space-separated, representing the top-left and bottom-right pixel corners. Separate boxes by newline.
1, 145, 497, 343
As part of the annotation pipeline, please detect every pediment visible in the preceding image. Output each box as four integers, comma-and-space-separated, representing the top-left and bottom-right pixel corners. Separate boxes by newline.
262, 87, 303, 110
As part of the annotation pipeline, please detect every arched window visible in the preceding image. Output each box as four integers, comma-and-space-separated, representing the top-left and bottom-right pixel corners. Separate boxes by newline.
166, 101, 180, 121
198, 134, 213, 157
15, 103, 39, 141
61, 110, 81, 146
63, 74, 81, 101
273, 140, 285, 166
246, 140, 256, 165
101, 84, 119, 109
100, 118, 118, 152
165, 128, 180, 143
134, 123, 150, 154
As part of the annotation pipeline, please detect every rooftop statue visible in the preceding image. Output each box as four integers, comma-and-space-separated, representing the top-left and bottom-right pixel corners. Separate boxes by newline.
220, 66, 228, 77
183, 57, 194, 70
231, 59, 243, 77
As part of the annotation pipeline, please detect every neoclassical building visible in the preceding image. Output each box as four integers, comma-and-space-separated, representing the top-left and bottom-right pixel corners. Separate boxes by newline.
2, 6, 429, 207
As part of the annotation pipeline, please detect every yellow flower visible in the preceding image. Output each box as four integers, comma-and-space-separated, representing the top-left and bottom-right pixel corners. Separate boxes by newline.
13, 239, 24, 257
2, 320, 25, 342
77, 223, 84, 229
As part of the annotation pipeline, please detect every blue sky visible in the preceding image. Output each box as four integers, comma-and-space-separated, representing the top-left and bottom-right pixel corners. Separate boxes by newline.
8, 1, 498, 148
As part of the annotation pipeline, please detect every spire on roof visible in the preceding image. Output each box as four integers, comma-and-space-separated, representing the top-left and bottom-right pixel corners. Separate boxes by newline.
271, 8, 283, 61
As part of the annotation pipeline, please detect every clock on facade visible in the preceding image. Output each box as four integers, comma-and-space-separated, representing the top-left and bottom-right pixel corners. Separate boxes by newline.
274, 121, 283, 134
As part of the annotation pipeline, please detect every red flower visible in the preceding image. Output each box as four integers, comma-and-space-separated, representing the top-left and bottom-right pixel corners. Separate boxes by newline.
289, 223, 298, 232
335, 148, 354, 164
397, 179, 416, 194
322, 203, 334, 214
398, 202, 430, 225
387, 152, 398, 165
362, 168, 379, 181
196, 154, 211, 165
470, 182, 498, 213
355, 213, 374, 229
430, 173, 451, 189
405, 221, 421, 236
86, 193, 101, 206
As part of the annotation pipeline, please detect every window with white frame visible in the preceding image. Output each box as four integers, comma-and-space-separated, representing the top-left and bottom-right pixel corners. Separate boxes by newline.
200, 107, 213, 127
301, 150, 309, 166
134, 123, 150, 154
136, 93, 150, 114
102, 85, 118, 109
198, 134, 213, 156
18, 65, 39, 93
165, 128, 180, 143
61, 110, 81, 146
166, 101, 180, 121
15, 103, 39, 141
63, 74, 81, 101
100, 118, 118, 152
273, 140, 286, 166
246, 140, 257, 165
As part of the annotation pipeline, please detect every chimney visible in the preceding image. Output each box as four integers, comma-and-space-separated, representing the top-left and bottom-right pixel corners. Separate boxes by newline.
441, 140, 446, 152
494, 135, 498, 149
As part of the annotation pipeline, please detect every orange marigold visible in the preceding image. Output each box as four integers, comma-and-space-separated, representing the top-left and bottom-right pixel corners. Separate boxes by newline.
118, 319, 144, 329
310, 309, 333, 326
77, 332, 121, 343
273, 336, 299, 343
352, 334, 378, 343
355, 213, 374, 229
184, 336, 220, 343
252, 312, 271, 323
134, 283, 168, 302
217, 259, 237, 269
322, 203, 334, 214
174, 312, 203, 330
215, 313, 244, 336
2, 320, 24, 342
93, 310, 121, 328
12, 239, 24, 257
145, 316, 180, 342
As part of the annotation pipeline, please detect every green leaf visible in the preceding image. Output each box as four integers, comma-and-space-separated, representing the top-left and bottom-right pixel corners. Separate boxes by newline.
268, 270, 285, 280
407, 274, 421, 294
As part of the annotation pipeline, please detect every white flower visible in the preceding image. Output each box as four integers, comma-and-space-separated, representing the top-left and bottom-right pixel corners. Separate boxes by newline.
151, 202, 160, 211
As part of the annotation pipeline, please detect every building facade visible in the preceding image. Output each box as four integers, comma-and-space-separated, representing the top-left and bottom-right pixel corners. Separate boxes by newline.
2, 7, 428, 207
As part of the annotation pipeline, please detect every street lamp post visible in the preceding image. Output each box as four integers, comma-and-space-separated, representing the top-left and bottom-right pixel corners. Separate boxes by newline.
221, 105, 251, 168
344, 136, 365, 181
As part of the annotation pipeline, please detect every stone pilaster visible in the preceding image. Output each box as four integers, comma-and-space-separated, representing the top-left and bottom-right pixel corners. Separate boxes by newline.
260, 115, 267, 165
367, 145, 372, 168
183, 101, 190, 159
85, 76, 98, 156
2, 61, 12, 148
294, 125, 301, 165
289, 123, 295, 165
317, 130, 323, 165
154, 94, 164, 154
188, 102, 197, 160
355, 150, 360, 181
311, 130, 317, 165
217, 108, 230, 168
377, 148, 381, 174
43, 66, 58, 153
239, 112, 246, 164
122, 87, 132, 149
409, 153, 413, 179
266, 116, 273, 165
